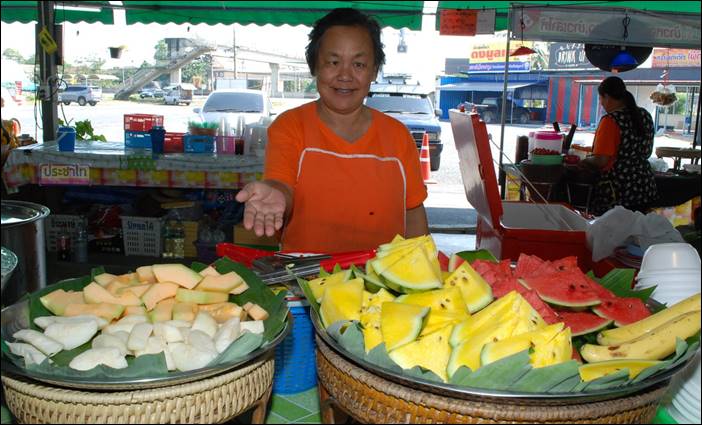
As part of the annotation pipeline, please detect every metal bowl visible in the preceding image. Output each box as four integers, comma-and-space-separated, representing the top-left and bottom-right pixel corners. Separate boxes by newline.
1, 246, 18, 295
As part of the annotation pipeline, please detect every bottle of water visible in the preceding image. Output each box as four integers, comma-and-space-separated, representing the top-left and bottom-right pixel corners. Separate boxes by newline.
74, 227, 88, 263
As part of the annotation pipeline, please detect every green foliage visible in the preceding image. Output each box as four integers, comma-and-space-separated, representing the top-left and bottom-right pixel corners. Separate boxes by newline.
57, 119, 107, 142
2, 48, 25, 63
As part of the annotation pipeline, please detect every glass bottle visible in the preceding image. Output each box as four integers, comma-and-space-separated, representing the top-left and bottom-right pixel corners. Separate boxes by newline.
74, 227, 88, 263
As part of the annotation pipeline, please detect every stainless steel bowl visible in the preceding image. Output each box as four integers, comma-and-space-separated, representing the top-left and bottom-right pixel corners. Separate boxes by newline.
1, 246, 18, 296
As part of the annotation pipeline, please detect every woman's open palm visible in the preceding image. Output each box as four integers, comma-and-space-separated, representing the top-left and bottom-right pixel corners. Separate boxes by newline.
235, 181, 287, 237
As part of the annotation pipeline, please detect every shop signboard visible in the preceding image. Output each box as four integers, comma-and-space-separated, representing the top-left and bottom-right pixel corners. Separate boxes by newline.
548, 43, 596, 70
512, 6, 700, 49
38, 164, 90, 185
651, 48, 701, 68
439, 9, 495, 36
468, 40, 531, 73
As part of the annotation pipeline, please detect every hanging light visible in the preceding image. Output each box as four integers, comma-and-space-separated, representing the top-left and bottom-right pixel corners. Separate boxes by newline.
510, 7, 536, 57
610, 15, 638, 72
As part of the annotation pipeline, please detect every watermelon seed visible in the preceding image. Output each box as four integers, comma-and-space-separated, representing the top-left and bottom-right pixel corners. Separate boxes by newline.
461, 277, 468, 282
608, 346, 619, 351
440, 303, 447, 309
569, 284, 576, 291
493, 337, 499, 342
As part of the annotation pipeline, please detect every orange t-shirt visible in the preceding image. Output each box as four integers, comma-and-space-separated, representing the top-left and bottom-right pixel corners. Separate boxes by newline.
592, 115, 621, 171
264, 101, 427, 253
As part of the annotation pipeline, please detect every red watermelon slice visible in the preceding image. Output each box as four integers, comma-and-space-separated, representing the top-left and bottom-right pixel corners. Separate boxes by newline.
592, 297, 652, 326
581, 276, 618, 300
490, 278, 561, 324
514, 254, 547, 278
551, 256, 579, 272
472, 259, 512, 285
556, 310, 613, 336
448, 254, 467, 272
491, 277, 523, 298
519, 273, 601, 308
438, 251, 450, 272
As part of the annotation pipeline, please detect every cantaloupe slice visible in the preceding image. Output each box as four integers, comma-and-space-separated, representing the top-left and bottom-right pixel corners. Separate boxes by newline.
40, 289, 85, 316
136, 266, 156, 283
152, 264, 202, 289
142, 282, 179, 311
149, 298, 176, 322
115, 273, 140, 285
243, 302, 269, 321
198, 302, 245, 323
124, 305, 147, 316
118, 284, 151, 298
230, 282, 249, 295
195, 272, 243, 293
83, 282, 142, 306
94, 273, 117, 286
172, 302, 199, 322
176, 288, 229, 305
106, 280, 130, 296
64, 303, 125, 321
199, 266, 221, 277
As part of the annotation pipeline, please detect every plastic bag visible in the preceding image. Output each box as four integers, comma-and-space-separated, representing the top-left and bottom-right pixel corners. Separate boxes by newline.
648, 157, 669, 173
587, 206, 684, 261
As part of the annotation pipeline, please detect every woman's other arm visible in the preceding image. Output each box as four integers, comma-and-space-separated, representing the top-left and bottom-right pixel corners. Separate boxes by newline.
405, 204, 429, 238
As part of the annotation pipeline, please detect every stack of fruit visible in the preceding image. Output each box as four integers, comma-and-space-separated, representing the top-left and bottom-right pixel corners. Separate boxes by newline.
303, 235, 701, 388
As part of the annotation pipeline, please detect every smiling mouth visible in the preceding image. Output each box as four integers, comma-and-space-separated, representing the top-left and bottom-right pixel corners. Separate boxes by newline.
334, 88, 355, 94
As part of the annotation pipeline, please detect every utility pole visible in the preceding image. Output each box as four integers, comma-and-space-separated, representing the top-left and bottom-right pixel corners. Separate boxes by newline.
37, 1, 58, 142
233, 24, 237, 79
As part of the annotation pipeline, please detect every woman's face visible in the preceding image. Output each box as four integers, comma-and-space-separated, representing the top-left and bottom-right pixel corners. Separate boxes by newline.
315, 25, 377, 115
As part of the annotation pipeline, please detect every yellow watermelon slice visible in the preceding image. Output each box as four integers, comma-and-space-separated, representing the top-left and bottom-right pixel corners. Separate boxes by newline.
578, 359, 662, 382
389, 325, 453, 382
380, 302, 429, 351
319, 278, 364, 328
444, 262, 493, 313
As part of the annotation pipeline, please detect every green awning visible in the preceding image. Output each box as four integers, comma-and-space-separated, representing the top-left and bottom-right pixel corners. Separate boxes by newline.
0, 1, 114, 24
437, 1, 701, 32
0, 1, 424, 30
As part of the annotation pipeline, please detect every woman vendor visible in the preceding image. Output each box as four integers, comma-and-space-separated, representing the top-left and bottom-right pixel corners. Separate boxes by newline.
235, 8, 428, 253
579, 76, 658, 216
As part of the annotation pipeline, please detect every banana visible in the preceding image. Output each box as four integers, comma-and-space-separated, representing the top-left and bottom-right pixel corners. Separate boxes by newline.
581, 310, 701, 363
597, 293, 701, 345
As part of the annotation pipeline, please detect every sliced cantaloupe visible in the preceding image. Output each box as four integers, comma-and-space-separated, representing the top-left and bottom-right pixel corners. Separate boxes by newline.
64, 303, 125, 321
136, 266, 156, 284
118, 284, 151, 298
106, 280, 130, 296
83, 282, 142, 307
152, 264, 202, 289
141, 282, 179, 311
198, 302, 245, 323
195, 271, 244, 293
243, 302, 269, 321
172, 302, 199, 322
124, 305, 147, 316
176, 288, 229, 305
115, 272, 140, 285
230, 281, 249, 295
94, 273, 117, 286
148, 298, 176, 323
199, 266, 221, 277
40, 289, 85, 316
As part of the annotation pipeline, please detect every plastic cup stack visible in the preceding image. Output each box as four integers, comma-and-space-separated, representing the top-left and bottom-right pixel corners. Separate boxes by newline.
635, 243, 701, 424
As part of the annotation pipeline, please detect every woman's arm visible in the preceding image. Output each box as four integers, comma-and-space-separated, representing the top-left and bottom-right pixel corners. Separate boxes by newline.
406, 204, 429, 238
579, 154, 610, 171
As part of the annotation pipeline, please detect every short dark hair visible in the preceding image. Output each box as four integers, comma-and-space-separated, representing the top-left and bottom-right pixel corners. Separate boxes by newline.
305, 8, 385, 76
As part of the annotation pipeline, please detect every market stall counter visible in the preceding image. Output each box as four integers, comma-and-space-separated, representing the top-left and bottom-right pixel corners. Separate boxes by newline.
2, 140, 264, 191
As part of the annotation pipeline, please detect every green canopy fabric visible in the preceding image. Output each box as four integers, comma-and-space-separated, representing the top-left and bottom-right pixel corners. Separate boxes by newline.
437, 1, 701, 32
0, 1, 114, 24
0, 1, 424, 29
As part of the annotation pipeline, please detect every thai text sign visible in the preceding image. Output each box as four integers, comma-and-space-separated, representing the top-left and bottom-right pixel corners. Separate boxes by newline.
468, 40, 530, 73
439, 9, 495, 36
513, 6, 700, 49
38, 164, 90, 185
652, 48, 701, 68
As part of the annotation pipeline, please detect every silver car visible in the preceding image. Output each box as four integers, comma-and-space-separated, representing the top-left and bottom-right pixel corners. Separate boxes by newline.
193, 89, 274, 128
58, 85, 102, 106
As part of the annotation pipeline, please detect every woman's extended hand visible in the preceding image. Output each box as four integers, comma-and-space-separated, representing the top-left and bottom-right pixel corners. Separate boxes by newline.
235, 181, 288, 237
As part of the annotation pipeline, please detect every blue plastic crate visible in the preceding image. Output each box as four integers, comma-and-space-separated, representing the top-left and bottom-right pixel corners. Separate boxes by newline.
184, 134, 215, 153
124, 130, 152, 149
273, 306, 317, 394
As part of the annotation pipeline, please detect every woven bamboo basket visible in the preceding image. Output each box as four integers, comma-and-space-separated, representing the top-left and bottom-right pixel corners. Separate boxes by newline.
2, 353, 273, 424
316, 336, 670, 424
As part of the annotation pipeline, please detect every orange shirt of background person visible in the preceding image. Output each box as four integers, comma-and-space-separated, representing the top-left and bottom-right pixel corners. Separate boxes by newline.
592, 115, 621, 171
264, 102, 427, 253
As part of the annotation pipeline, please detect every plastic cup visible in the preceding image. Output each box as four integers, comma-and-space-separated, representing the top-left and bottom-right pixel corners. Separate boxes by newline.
150, 126, 166, 154
640, 243, 701, 273
57, 126, 76, 152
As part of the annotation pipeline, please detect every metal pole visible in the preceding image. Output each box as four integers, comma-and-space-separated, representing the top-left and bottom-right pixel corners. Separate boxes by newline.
37, 1, 58, 142
498, 7, 512, 199
693, 87, 701, 148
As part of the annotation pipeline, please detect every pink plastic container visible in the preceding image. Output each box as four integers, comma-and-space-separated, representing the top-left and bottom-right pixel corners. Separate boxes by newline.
531, 131, 563, 156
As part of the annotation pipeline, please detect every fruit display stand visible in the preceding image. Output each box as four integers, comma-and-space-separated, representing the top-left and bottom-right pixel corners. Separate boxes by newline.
449, 111, 593, 271
1, 140, 263, 191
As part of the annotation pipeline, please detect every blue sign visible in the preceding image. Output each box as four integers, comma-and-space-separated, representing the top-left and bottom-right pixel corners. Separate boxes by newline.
467, 62, 530, 73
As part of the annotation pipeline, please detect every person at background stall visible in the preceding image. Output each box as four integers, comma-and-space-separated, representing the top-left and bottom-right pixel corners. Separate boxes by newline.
579, 76, 658, 216
235, 8, 428, 253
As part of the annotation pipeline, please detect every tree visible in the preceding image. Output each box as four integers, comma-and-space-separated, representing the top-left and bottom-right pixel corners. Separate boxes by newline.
3, 48, 25, 63
154, 40, 168, 62
182, 54, 212, 88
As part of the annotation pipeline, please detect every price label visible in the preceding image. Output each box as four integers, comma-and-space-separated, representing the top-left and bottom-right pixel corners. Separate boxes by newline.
440, 9, 477, 36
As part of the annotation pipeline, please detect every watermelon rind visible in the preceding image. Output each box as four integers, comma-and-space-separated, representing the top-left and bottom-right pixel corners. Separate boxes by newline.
518, 277, 601, 309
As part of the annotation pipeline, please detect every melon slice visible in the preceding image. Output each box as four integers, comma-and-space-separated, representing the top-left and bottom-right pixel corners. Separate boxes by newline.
448, 253, 467, 272
396, 287, 467, 313
198, 302, 245, 323
380, 246, 442, 292
229, 281, 249, 295
199, 266, 221, 277
447, 315, 520, 376
389, 325, 453, 382
319, 278, 364, 328
40, 289, 85, 316
105, 280, 130, 296
148, 298, 176, 322
115, 273, 140, 285
94, 273, 117, 286
136, 266, 156, 283
578, 359, 662, 382
592, 297, 651, 327
175, 288, 229, 305
243, 302, 269, 321
195, 271, 244, 293
380, 302, 429, 351
307, 269, 352, 303
420, 309, 470, 337
480, 323, 565, 367
118, 284, 151, 298
519, 274, 601, 308
444, 262, 494, 313
172, 302, 199, 322
530, 327, 572, 368
125, 305, 147, 316
152, 264, 202, 289
64, 303, 125, 321
83, 282, 142, 306
360, 289, 396, 352
556, 310, 613, 336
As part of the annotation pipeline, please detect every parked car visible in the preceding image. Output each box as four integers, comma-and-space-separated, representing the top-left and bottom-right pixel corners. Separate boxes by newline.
193, 89, 274, 127
470, 97, 531, 124
58, 85, 102, 106
365, 84, 443, 171
163, 84, 194, 106
139, 87, 165, 98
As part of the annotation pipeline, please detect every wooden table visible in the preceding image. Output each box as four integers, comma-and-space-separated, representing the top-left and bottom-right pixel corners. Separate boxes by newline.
655, 147, 701, 171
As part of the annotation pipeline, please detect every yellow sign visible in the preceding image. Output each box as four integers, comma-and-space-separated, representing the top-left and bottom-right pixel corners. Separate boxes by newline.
652, 48, 701, 68
38, 27, 58, 55
470, 41, 534, 64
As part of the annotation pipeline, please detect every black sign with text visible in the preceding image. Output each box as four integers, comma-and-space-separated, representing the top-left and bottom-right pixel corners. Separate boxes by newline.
548, 43, 592, 70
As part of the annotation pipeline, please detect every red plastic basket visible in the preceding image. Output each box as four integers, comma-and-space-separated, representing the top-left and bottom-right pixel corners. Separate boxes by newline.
124, 114, 164, 132
164, 132, 185, 153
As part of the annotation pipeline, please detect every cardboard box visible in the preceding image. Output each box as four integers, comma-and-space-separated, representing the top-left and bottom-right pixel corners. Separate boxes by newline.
233, 224, 280, 249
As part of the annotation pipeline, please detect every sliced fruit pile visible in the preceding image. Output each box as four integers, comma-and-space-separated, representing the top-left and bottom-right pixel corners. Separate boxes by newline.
8, 264, 269, 372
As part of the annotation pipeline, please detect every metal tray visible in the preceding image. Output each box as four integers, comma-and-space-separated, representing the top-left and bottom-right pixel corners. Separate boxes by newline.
310, 304, 695, 403
1, 299, 291, 391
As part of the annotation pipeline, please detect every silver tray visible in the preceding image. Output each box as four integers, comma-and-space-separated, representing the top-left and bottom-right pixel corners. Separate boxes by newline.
1, 299, 291, 390
310, 302, 695, 403
1, 246, 18, 295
